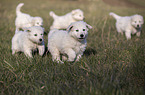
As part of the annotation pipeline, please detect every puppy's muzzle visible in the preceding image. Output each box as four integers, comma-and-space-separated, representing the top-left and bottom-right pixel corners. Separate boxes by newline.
79, 34, 85, 39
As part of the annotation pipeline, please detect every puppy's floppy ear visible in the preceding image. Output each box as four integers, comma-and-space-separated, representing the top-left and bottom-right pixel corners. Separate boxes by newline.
19, 28, 24, 31
72, 10, 77, 15
26, 29, 31, 32
86, 23, 92, 29
21, 27, 31, 32
67, 25, 73, 32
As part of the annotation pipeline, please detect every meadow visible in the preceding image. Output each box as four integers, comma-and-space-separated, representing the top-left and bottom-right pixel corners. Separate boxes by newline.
0, 0, 145, 95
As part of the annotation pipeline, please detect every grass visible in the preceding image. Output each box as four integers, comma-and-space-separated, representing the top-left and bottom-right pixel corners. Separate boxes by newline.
0, 0, 145, 95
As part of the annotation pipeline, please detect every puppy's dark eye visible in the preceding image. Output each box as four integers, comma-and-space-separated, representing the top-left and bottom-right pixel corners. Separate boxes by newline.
41, 34, 43, 35
76, 30, 79, 32
34, 34, 37, 36
139, 21, 141, 23
83, 29, 85, 31
135, 21, 137, 23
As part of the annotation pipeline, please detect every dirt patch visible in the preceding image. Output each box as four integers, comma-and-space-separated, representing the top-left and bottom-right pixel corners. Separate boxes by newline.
103, 0, 145, 8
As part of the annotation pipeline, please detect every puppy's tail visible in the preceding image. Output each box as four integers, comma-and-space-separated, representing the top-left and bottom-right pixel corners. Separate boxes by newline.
109, 12, 121, 20
49, 11, 58, 19
16, 3, 24, 15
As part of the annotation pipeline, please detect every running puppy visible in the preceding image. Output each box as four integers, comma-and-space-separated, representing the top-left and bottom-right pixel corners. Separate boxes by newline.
49, 9, 84, 30
110, 12, 144, 40
12, 26, 45, 58
15, 3, 43, 33
48, 21, 92, 63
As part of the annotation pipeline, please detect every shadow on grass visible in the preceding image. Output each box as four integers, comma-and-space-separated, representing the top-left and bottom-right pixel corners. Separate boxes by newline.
84, 48, 97, 56
43, 47, 97, 58
42, 47, 49, 57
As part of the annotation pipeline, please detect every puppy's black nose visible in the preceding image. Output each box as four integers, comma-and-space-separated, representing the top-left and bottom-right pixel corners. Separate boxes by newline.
80, 34, 84, 38
137, 25, 139, 27
39, 39, 42, 41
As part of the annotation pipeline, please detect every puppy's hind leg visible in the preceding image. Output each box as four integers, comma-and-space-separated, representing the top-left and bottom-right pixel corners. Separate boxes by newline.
62, 55, 68, 61
12, 50, 16, 55
116, 24, 123, 35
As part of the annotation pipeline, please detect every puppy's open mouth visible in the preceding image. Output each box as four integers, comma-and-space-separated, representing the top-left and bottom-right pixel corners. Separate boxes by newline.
135, 27, 141, 29
79, 38, 84, 39
79, 38, 85, 40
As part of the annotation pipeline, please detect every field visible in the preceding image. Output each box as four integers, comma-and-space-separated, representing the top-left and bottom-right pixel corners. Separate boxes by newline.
0, 0, 145, 95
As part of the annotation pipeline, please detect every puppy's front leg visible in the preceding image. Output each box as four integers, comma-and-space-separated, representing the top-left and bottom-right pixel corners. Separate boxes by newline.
76, 54, 82, 62
24, 49, 33, 58
65, 48, 76, 62
125, 30, 131, 40
136, 32, 141, 37
38, 45, 45, 56
52, 54, 64, 64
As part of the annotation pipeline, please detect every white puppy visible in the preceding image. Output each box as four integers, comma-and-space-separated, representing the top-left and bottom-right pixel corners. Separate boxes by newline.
49, 9, 84, 30
48, 21, 92, 63
12, 26, 45, 58
110, 12, 144, 40
15, 3, 43, 33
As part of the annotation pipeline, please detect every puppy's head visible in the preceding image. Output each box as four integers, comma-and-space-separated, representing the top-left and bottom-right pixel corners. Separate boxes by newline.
131, 14, 144, 29
71, 9, 84, 21
33, 17, 43, 27
67, 21, 92, 41
26, 26, 44, 44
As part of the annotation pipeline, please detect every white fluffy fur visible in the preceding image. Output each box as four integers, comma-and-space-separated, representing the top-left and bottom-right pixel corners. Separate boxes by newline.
48, 21, 92, 63
12, 26, 45, 58
15, 3, 43, 33
110, 12, 144, 40
49, 9, 84, 30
